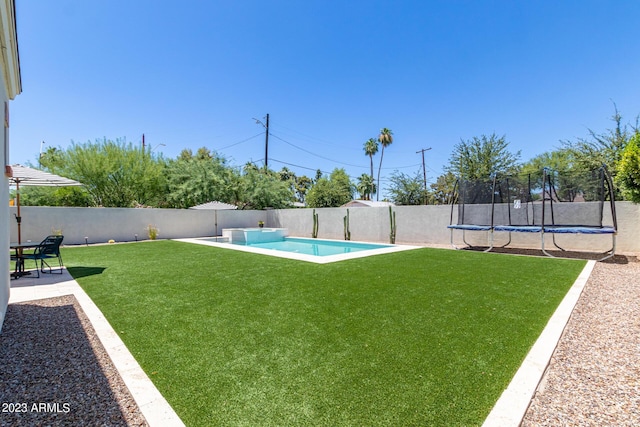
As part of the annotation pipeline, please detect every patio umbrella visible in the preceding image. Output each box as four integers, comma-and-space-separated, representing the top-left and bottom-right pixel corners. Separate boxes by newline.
9, 164, 83, 243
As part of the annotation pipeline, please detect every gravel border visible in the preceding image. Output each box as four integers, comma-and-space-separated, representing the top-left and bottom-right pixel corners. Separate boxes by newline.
0, 294, 148, 426
522, 256, 640, 426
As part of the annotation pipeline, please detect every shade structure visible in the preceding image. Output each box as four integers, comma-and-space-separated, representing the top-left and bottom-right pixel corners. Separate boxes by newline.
9, 164, 83, 243
188, 201, 237, 210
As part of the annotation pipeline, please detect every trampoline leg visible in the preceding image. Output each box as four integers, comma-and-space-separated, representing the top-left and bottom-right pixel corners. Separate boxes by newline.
485, 230, 494, 253
451, 229, 493, 252
543, 232, 617, 261
450, 229, 462, 250
462, 229, 493, 252
541, 232, 555, 258
552, 233, 565, 252
462, 230, 472, 248
598, 234, 616, 261
497, 231, 512, 248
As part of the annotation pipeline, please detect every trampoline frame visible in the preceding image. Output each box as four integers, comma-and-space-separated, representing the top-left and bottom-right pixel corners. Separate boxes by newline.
448, 166, 618, 261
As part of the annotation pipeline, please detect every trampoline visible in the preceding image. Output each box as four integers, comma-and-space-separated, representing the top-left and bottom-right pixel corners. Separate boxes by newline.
448, 166, 617, 260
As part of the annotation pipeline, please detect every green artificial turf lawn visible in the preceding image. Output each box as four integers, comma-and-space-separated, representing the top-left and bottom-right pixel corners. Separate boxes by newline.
62, 240, 586, 426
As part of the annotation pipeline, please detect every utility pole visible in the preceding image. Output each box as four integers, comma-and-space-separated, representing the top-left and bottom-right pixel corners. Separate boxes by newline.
39, 141, 45, 167
142, 133, 146, 151
264, 113, 269, 169
253, 114, 270, 169
416, 147, 432, 204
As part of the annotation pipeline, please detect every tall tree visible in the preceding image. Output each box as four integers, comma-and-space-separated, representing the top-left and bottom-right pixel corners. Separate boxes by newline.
561, 106, 637, 177
363, 138, 378, 190
445, 133, 520, 180
376, 128, 393, 200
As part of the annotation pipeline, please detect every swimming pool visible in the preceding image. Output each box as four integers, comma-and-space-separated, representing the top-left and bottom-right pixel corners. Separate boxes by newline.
233, 237, 391, 256
178, 236, 418, 264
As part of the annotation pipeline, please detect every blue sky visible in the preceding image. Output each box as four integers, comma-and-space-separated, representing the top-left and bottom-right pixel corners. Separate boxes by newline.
10, 1, 640, 195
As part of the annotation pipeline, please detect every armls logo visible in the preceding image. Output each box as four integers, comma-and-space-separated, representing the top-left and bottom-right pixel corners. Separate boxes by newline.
30, 402, 71, 413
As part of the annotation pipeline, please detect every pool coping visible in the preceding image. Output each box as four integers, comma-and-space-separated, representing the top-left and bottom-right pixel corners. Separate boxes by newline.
174, 237, 420, 263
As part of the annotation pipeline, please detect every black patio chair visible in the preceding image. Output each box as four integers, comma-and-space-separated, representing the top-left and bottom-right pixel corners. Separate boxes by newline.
22, 235, 64, 277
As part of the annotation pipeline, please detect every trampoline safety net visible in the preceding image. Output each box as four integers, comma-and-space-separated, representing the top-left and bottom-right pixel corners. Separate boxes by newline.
448, 166, 617, 259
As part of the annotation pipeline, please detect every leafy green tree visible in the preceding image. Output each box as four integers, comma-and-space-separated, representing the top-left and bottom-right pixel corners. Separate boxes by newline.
294, 175, 313, 204
429, 172, 457, 205
520, 149, 575, 175
38, 146, 65, 171
386, 171, 427, 205
55, 138, 167, 207
237, 168, 293, 209
561, 106, 637, 177
615, 131, 640, 202
165, 147, 238, 208
376, 128, 393, 201
277, 167, 298, 198
306, 168, 355, 208
446, 133, 520, 180
18, 186, 93, 207
516, 149, 577, 200
21, 146, 93, 207
356, 173, 376, 200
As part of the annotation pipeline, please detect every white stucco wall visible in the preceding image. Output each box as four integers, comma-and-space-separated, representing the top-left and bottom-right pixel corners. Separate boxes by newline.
8, 207, 266, 245
0, 0, 22, 332
10, 202, 638, 254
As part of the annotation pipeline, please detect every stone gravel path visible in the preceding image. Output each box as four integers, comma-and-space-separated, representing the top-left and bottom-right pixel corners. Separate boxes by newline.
522, 257, 640, 426
0, 294, 148, 426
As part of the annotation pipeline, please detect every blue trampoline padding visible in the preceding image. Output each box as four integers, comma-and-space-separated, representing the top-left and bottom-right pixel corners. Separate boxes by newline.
494, 225, 542, 233
543, 226, 617, 234
447, 224, 492, 231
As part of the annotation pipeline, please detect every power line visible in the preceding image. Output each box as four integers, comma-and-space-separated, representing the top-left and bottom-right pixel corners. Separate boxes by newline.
269, 120, 364, 153
216, 132, 264, 151
270, 132, 422, 170
270, 133, 367, 168
270, 158, 331, 175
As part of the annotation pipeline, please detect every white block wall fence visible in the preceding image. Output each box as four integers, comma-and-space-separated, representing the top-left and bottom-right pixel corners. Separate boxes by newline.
9, 202, 640, 254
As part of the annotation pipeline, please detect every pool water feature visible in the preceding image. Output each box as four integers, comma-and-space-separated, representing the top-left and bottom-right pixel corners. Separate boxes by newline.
179, 230, 418, 264
237, 237, 391, 256
222, 227, 288, 244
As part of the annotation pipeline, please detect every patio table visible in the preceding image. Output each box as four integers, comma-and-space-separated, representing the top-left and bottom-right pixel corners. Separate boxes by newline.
10, 241, 38, 279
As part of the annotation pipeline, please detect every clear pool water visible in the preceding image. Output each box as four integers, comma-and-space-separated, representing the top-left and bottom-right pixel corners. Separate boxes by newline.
233, 237, 391, 257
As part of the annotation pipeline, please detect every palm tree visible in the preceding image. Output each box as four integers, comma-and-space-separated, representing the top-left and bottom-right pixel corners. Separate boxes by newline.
357, 173, 376, 200
376, 128, 393, 201
363, 138, 378, 195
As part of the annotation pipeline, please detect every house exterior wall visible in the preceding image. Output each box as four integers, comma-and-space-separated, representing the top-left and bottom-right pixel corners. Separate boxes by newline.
9, 202, 639, 254
0, 0, 21, 332
0, 81, 8, 331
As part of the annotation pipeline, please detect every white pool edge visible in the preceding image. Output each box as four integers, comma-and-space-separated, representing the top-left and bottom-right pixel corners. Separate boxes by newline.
174, 237, 420, 263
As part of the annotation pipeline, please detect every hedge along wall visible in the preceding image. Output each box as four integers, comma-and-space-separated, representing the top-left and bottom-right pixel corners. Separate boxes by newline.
8, 202, 640, 254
